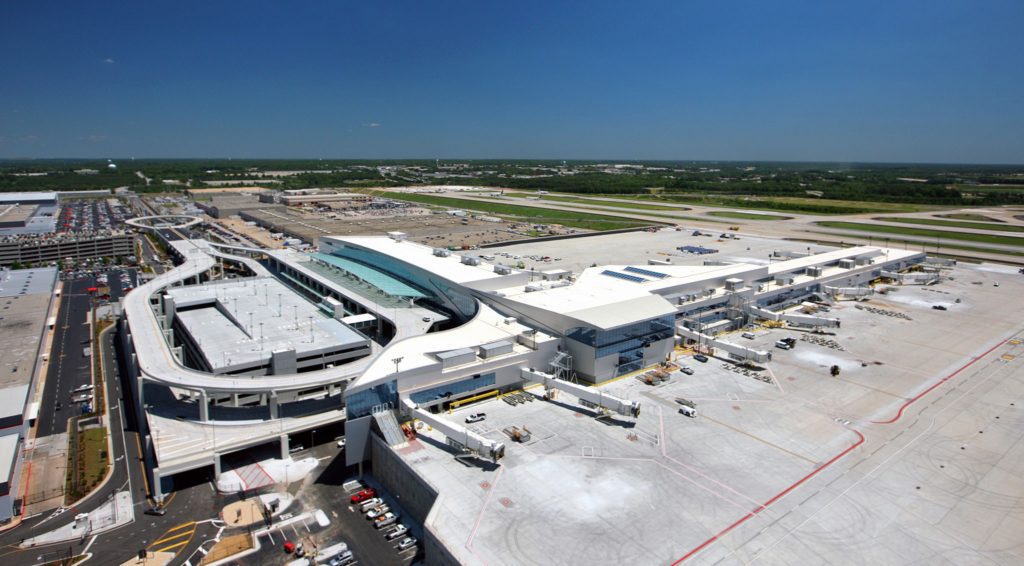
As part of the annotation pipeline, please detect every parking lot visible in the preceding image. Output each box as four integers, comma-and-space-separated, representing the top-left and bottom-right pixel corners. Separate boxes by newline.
56, 198, 129, 233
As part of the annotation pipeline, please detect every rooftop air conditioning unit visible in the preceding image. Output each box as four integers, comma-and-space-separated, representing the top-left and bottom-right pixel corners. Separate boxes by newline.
433, 248, 451, 257
461, 255, 480, 266
494, 264, 512, 275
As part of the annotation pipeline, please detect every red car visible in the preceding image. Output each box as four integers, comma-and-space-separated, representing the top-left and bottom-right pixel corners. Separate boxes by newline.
350, 488, 377, 504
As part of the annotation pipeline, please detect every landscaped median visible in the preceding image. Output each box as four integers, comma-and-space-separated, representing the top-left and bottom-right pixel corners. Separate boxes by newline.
816, 221, 1024, 248
64, 318, 114, 503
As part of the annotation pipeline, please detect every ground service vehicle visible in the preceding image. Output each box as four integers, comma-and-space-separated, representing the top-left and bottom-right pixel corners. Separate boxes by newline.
679, 406, 697, 418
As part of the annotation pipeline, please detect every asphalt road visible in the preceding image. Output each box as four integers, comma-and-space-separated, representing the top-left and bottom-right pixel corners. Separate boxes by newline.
37, 277, 95, 437
37, 269, 137, 438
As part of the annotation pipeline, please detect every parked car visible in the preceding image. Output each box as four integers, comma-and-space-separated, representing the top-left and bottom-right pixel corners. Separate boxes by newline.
374, 512, 399, 528
932, 305, 948, 311
350, 488, 376, 504
693, 354, 709, 363
680, 366, 694, 375
366, 505, 390, 519
396, 536, 418, 551
144, 506, 166, 516
465, 413, 486, 423
359, 498, 384, 513
385, 524, 409, 540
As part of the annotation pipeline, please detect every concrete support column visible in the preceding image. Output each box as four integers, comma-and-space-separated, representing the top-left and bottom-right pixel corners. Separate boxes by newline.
279, 435, 289, 459
199, 390, 210, 422
213, 454, 222, 477
231, 393, 240, 408
152, 467, 164, 502
269, 391, 279, 419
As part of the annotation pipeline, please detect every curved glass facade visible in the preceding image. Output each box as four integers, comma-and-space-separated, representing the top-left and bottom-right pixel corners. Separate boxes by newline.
331, 245, 478, 323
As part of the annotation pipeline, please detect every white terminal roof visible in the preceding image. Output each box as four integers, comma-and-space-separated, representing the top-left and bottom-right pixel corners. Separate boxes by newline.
166, 277, 367, 373
351, 304, 546, 389
325, 236, 509, 284
767, 245, 887, 274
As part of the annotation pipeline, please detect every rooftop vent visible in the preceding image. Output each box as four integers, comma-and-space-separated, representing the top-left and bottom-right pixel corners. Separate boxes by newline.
433, 248, 451, 257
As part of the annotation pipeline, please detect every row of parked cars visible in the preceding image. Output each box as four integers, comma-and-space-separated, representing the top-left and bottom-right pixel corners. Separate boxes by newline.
350, 488, 418, 552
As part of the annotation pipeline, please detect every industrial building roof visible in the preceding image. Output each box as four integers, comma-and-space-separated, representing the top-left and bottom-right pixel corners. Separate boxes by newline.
0, 385, 29, 423
0, 192, 57, 204
0, 434, 18, 485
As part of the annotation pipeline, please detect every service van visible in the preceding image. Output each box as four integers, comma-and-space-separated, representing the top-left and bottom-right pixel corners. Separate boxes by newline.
741, 332, 756, 340
679, 405, 697, 418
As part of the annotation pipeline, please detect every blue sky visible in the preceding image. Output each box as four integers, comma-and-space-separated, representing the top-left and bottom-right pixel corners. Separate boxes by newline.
1, 1, 1022, 163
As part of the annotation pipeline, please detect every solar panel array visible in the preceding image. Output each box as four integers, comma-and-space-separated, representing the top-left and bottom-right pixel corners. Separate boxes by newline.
601, 269, 647, 283
624, 266, 669, 279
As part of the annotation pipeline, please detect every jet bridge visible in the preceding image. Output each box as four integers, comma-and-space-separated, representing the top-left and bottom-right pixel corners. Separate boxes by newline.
401, 398, 505, 463
746, 304, 841, 329
675, 326, 772, 364
823, 285, 874, 300
520, 368, 641, 418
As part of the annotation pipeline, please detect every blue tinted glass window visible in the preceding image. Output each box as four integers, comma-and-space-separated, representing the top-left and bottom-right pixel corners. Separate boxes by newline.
409, 373, 496, 404
346, 380, 398, 419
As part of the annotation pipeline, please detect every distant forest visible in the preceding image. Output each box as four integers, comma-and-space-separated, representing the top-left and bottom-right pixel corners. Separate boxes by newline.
2, 159, 1022, 206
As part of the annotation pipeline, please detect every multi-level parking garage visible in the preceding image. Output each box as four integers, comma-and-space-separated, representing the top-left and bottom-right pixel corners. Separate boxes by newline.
117, 228, 925, 496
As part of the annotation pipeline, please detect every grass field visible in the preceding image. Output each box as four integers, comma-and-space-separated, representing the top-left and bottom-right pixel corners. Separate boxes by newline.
507, 192, 685, 211
817, 221, 1024, 247
366, 190, 657, 231
937, 213, 1005, 222
632, 194, 933, 214
804, 233, 1024, 258
874, 217, 1024, 232
706, 210, 791, 220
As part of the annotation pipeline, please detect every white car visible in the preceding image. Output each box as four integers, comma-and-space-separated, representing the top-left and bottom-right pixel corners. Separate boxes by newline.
465, 413, 486, 423
366, 505, 390, 519
336, 437, 347, 448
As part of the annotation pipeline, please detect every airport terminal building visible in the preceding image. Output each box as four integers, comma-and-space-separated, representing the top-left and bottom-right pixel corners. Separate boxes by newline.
118, 231, 924, 491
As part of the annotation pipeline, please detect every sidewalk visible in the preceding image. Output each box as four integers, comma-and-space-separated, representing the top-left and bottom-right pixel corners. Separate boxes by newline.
220, 492, 294, 528
20, 491, 133, 547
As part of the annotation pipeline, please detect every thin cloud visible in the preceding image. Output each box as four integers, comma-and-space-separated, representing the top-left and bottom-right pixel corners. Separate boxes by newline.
104, 58, 115, 64
363, 122, 381, 128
